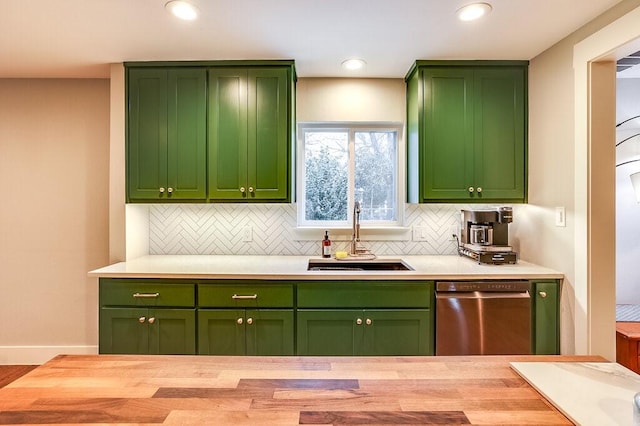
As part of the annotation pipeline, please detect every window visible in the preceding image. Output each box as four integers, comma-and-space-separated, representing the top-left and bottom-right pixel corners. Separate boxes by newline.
297, 123, 403, 227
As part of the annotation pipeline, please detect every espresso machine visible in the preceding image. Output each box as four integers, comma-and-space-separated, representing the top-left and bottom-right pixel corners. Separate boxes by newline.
459, 207, 518, 264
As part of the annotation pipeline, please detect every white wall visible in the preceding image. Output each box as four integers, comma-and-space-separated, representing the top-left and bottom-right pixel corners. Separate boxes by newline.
0, 79, 110, 364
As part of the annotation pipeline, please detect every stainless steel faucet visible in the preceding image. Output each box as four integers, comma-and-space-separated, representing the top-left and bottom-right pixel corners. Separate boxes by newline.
351, 201, 361, 255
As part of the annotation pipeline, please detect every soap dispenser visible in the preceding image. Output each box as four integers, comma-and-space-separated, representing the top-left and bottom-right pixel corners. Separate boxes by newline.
322, 231, 331, 258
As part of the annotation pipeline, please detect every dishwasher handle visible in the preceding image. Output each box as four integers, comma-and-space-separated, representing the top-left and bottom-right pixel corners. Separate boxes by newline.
436, 291, 530, 300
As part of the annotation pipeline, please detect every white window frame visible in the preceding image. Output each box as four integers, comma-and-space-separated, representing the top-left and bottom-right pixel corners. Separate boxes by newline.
296, 122, 405, 230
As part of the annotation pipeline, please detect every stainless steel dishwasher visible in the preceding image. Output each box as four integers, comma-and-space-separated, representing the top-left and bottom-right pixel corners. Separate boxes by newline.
435, 281, 532, 355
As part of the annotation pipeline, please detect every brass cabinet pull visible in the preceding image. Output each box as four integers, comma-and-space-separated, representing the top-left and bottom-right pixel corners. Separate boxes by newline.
148, 317, 155, 324
356, 318, 363, 325
477, 187, 483, 193
248, 187, 254, 193
539, 291, 548, 298
167, 187, 173, 193
366, 318, 372, 326
240, 187, 246, 193
159, 187, 165, 193
246, 318, 253, 325
468, 187, 474, 193
237, 318, 243, 325
133, 293, 160, 299
138, 316, 146, 323
232, 294, 258, 300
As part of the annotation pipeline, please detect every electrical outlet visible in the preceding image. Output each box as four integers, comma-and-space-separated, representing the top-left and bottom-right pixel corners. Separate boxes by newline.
242, 226, 253, 242
412, 226, 429, 241
449, 225, 459, 241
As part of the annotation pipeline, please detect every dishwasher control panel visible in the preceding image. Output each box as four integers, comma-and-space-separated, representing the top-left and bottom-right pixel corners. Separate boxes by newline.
436, 281, 531, 292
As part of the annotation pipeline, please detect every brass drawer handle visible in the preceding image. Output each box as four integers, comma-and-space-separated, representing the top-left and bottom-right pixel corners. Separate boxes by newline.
539, 291, 548, 298
232, 294, 258, 300
133, 292, 160, 298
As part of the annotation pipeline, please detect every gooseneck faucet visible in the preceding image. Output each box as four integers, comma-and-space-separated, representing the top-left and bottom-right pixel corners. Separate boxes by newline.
351, 201, 361, 255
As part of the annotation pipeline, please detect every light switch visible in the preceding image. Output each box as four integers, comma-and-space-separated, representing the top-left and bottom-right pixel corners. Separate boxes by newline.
412, 226, 429, 241
555, 207, 566, 227
242, 226, 253, 242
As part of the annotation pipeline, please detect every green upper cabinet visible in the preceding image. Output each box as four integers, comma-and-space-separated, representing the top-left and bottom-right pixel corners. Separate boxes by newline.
406, 61, 528, 203
127, 67, 207, 201
208, 66, 293, 202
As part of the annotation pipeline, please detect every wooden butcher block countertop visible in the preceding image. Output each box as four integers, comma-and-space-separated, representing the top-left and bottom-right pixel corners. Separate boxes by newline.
0, 354, 605, 425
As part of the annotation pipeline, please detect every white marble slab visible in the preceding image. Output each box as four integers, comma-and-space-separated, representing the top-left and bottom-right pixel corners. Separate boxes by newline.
88, 254, 563, 280
511, 362, 640, 426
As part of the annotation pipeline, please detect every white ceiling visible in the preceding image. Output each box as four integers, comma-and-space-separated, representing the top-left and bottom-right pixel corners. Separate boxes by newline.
0, 0, 625, 79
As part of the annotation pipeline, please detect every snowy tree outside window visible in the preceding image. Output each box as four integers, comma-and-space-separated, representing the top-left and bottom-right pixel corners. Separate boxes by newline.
298, 123, 402, 227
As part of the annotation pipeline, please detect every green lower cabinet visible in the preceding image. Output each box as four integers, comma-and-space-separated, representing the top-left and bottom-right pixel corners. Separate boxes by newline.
198, 309, 294, 355
99, 307, 196, 355
532, 281, 560, 354
296, 309, 432, 356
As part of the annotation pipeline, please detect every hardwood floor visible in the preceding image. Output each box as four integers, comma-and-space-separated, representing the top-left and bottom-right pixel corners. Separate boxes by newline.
0, 365, 37, 388
0, 354, 600, 425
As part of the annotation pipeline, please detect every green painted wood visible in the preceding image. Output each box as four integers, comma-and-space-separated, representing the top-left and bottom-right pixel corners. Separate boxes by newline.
198, 283, 293, 308
99, 307, 149, 354
296, 310, 363, 356
363, 310, 432, 356
208, 68, 248, 200
245, 309, 294, 355
167, 69, 207, 199
127, 68, 207, 201
406, 62, 527, 203
197, 309, 247, 355
99, 280, 195, 307
533, 281, 560, 355
297, 281, 433, 309
421, 68, 475, 200
208, 67, 291, 202
473, 67, 526, 200
127, 68, 168, 200
148, 308, 196, 355
247, 68, 289, 200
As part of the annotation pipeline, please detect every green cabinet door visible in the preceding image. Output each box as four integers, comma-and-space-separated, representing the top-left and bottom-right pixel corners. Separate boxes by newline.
296, 309, 432, 356
296, 310, 363, 356
245, 309, 294, 355
127, 68, 207, 201
148, 308, 196, 355
99, 307, 195, 355
473, 67, 526, 201
99, 307, 150, 354
198, 309, 247, 355
208, 67, 290, 201
420, 68, 475, 201
198, 309, 294, 355
533, 281, 560, 355
247, 68, 289, 201
406, 61, 527, 203
363, 310, 432, 356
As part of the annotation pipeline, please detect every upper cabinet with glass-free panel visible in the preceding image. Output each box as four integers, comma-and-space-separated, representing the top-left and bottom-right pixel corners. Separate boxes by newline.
208, 65, 295, 202
125, 61, 296, 203
405, 61, 528, 203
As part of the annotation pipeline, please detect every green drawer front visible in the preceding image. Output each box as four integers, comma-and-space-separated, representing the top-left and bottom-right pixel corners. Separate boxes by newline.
99, 280, 195, 307
297, 281, 433, 308
198, 283, 293, 308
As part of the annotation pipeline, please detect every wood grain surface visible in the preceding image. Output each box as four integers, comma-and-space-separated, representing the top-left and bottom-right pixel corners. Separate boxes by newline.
0, 354, 602, 425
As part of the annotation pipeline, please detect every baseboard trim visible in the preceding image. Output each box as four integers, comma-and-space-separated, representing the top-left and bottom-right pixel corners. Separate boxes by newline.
0, 346, 98, 365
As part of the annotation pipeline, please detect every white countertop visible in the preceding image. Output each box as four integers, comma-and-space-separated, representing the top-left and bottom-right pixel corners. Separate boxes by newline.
89, 255, 563, 280
511, 361, 640, 426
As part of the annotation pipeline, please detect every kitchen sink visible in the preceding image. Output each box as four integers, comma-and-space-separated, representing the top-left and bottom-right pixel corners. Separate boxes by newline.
307, 259, 413, 271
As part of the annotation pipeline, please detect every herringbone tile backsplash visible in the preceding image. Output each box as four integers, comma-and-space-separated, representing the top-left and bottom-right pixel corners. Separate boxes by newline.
149, 204, 473, 255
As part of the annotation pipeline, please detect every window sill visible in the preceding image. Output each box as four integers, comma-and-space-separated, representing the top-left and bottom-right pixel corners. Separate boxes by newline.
291, 226, 411, 242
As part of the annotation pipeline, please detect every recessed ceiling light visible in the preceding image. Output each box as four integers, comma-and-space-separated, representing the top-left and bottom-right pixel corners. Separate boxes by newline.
456, 2, 492, 21
342, 59, 366, 70
165, 0, 199, 21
